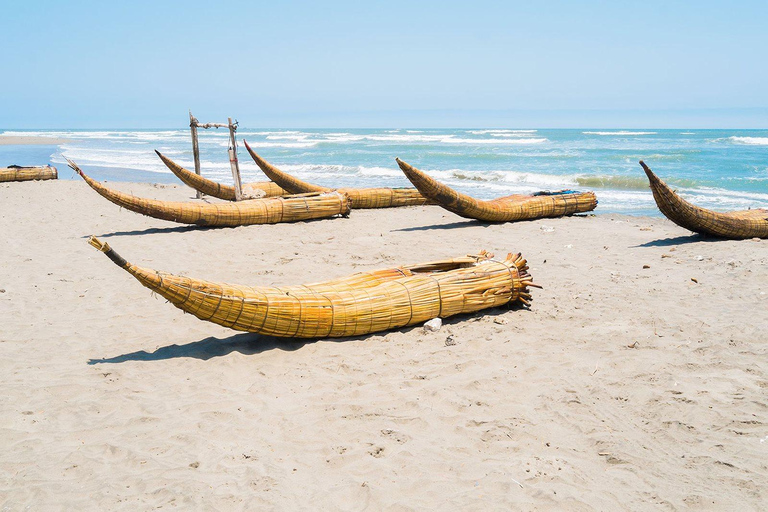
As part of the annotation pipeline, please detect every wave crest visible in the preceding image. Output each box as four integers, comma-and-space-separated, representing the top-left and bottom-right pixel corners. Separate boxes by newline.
728, 136, 768, 146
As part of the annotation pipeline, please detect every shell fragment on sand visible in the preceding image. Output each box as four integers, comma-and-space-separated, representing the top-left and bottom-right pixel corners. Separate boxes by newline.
68, 159, 350, 227
88, 239, 536, 339
243, 140, 432, 209
395, 159, 597, 222
0, 165, 57, 183
155, 151, 289, 200
640, 161, 768, 239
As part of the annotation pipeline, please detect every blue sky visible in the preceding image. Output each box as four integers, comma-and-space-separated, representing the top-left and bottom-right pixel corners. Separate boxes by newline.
2, 1, 767, 128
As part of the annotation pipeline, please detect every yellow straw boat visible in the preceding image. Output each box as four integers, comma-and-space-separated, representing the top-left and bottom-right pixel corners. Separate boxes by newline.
244, 140, 431, 209
641, 161, 768, 239
88, 237, 536, 338
0, 165, 57, 182
396, 158, 597, 222
70, 160, 349, 227
155, 151, 288, 199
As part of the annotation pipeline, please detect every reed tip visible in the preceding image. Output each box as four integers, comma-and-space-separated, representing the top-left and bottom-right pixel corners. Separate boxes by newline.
88, 236, 109, 252
66, 158, 83, 176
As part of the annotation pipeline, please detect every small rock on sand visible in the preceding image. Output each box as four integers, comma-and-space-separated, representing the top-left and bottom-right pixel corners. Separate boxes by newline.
424, 318, 442, 332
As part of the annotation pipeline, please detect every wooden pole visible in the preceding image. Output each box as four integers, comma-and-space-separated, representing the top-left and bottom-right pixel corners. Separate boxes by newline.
189, 110, 202, 199
228, 117, 243, 201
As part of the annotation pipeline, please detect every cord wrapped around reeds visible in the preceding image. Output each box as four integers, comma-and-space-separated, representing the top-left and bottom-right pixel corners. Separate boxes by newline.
243, 140, 432, 209
640, 161, 768, 239
89, 237, 537, 338
155, 151, 288, 200
396, 158, 597, 222
69, 159, 350, 227
0, 165, 57, 183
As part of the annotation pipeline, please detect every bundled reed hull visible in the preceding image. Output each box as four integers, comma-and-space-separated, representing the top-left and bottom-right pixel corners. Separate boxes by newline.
641, 161, 768, 239
155, 151, 288, 200
243, 140, 431, 209
89, 237, 536, 339
0, 165, 57, 183
396, 159, 597, 222
69, 160, 350, 227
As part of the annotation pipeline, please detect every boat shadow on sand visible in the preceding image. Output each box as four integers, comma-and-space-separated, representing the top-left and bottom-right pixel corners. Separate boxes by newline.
394, 220, 480, 232
87, 308, 520, 364
87, 225, 218, 238
635, 234, 729, 248
87, 333, 302, 364
395, 214, 595, 232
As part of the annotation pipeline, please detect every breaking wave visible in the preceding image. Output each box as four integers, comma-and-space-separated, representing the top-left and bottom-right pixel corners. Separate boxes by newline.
583, 131, 657, 136
728, 136, 768, 146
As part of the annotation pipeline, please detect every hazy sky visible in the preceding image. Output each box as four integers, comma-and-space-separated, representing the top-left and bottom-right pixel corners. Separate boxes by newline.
2, 1, 767, 128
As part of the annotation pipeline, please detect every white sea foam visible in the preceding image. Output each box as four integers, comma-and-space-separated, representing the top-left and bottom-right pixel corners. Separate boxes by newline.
583, 131, 657, 136
426, 168, 579, 189
467, 129, 537, 135
356, 166, 403, 178
443, 137, 547, 145
230, 140, 319, 149
54, 146, 173, 174
242, 131, 304, 136
728, 136, 768, 146
265, 134, 311, 141
364, 134, 451, 143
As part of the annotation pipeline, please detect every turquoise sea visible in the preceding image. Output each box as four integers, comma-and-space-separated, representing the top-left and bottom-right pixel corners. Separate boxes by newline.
1, 129, 766, 216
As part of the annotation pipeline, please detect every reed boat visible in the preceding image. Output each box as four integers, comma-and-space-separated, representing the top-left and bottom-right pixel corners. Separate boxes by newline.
243, 140, 431, 209
88, 236, 536, 338
0, 165, 57, 183
69, 160, 350, 227
155, 151, 288, 199
396, 159, 597, 222
641, 161, 768, 239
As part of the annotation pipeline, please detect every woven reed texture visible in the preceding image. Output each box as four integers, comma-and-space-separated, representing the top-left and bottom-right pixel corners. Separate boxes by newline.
89, 237, 536, 338
243, 140, 432, 209
397, 159, 597, 222
641, 161, 768, 239
156, 151, 288, 200
69, 160, 350, 227
0, 165, 57, 183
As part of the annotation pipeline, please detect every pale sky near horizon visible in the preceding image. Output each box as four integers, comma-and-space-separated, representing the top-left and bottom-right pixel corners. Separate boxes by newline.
2, 1, 767, 128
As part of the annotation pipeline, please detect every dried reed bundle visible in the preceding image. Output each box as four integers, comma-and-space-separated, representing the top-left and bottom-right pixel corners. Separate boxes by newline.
0, 165, 57, 183
69, 160, 350, 227
641, 161, 768, 239
89, 237, 537, 338
243, 141, 432, 209
396, 158, 597, 222
155, 151, 288, 200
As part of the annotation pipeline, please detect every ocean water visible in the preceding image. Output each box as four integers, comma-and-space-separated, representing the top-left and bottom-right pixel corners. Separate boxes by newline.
1, 128, 766, 216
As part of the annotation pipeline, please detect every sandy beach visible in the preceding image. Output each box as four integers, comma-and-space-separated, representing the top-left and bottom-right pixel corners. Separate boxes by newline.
0, 179, 766, 510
